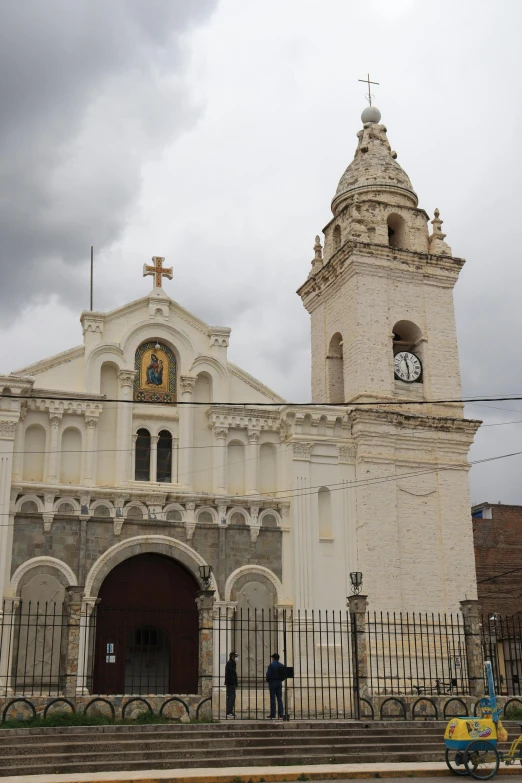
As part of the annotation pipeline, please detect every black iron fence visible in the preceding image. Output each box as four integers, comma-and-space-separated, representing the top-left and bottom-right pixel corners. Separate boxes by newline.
212, 607, 356, 720
481, 613, 522, 696
2, 600, 522, 712
366, 611, 470, 696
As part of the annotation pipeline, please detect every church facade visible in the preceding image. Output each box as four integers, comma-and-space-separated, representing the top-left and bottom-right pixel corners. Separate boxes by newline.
0, 107, 480, 699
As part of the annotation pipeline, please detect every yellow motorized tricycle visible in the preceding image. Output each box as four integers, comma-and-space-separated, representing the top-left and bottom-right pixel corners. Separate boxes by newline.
444, 661, 522, 779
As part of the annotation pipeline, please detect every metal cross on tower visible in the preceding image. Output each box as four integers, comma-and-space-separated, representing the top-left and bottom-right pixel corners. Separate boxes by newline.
143, 256, 173, 289
358, 73, 379, 106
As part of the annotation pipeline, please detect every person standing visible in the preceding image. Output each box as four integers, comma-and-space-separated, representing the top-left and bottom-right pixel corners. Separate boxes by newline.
224, 651, 238, 718
266, 652, 286, 719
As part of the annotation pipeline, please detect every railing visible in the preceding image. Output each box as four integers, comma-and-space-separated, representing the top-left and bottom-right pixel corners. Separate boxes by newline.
366, 611, 470, 695
212, 607, 356, 720
482, 613, 522, 696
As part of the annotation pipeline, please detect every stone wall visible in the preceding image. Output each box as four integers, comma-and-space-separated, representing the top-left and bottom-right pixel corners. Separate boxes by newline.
11, 513, 282, 599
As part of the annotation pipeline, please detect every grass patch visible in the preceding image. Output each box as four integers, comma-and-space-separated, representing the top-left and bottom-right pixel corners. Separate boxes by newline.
505, 705, 522, 720
1, 711, 216, 730
297, 775, 310, 781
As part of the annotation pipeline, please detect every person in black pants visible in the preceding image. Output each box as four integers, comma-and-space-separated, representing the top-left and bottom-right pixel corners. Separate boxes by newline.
224, 652, 238, 717
266, 652, 286, 719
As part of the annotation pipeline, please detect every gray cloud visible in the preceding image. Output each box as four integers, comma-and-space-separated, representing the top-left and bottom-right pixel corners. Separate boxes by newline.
0, 0, 216, 313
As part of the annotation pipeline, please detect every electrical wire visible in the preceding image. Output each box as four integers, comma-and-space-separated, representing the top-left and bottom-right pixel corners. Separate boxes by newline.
1, 446, 521, 526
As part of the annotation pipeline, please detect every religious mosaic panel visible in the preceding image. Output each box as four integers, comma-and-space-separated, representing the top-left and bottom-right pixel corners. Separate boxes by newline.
134, 341, 177, 403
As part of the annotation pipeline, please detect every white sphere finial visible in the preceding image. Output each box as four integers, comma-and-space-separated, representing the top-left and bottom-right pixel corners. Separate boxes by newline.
361, 105, 381, 124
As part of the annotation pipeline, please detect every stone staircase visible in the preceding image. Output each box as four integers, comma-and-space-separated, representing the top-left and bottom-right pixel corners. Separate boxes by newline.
0, 720, 517, 777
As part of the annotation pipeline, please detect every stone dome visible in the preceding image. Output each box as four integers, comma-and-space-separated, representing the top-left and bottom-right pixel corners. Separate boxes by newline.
331, 120, 418, 215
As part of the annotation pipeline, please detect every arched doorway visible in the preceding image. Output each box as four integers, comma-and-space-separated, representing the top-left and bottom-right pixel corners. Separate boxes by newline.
93, 553, 199, 694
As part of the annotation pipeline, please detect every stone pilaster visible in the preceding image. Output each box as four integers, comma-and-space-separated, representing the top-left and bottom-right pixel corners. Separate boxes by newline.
82, 414, 99, 487
196, 589, 216, 698
347, 594, 369, 714
46, 412, 62, 483
213, 426, 228, 494
460, 599, 484, 697
61, 586, 84, 697
116, 370, 135, 484
179, 376, 197, 490
246, 428, 260, 495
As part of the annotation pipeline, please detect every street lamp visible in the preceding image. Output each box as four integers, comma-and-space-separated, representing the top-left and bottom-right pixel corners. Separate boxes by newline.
349, 571, 363, 595
199, 564, 213, 590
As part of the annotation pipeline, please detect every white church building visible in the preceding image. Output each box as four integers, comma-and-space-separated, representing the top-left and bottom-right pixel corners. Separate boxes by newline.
0, 104, 480, 672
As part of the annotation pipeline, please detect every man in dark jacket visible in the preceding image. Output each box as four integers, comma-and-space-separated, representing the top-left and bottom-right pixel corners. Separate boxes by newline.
266, 652, 286, 719
224, 652, 238, 717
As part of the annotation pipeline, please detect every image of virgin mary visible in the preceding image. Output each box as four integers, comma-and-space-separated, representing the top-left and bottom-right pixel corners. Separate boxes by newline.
146, 353, 164, 386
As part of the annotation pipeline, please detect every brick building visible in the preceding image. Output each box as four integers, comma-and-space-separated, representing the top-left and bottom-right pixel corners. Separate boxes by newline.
472, 502, 522, 617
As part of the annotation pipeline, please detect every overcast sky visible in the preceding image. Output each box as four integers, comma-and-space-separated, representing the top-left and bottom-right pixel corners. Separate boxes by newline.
1, 0, 521, 503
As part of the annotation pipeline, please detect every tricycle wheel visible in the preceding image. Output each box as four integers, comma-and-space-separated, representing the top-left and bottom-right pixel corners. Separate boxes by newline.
464, 740, 500, 780
445, 748, 468, 775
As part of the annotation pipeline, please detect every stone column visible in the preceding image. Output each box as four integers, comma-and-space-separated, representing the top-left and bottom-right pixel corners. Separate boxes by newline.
172, 437, 179, 483
82, 415, 99, 487
0, 597, 19, 694
196, 589, 216, 698
60, 586, 84, 697
76, 598, 97, 694
11, 409, 25, 482
46, 412, 62, 483
150, 434, 159, 483
116, 370, 135, 485
131, 433, 138, 481
347, 594, 369, 717
179, 376, 196, 490
213, 426, 228, 494
460, 599, 484, 697
246, 428, 260, 495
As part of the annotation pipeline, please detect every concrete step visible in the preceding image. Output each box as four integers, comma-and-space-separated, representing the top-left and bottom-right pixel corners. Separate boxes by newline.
0, 720, 516, 777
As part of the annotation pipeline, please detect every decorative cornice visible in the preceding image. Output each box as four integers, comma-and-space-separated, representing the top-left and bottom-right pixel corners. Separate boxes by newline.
13, 346, 85, 377
228, 363, 285, 403
180, 375, 197, 394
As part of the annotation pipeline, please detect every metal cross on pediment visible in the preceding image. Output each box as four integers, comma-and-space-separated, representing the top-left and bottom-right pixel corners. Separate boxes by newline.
358, 73, 379, 106
143, 256, 173, 289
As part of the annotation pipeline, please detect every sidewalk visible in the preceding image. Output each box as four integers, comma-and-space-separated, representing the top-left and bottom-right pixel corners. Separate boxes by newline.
0, 761, 521, 783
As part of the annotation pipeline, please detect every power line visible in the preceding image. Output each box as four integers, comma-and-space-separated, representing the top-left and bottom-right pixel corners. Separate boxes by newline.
478, 566, 522, 585
8, 392, 522, 407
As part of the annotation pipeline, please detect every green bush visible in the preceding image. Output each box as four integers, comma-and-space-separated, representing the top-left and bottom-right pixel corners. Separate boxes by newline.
0, 710, 214, 730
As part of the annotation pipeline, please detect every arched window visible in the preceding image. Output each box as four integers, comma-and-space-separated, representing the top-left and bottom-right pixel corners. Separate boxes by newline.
23, 425, 46, 482
333, 224, 341, 250
387, 213, 407, 249
261, 512, 278, 528
230, 510, 247, 526
392, 320, 424, 383
20, 500, 38, 514
227, 441, 245, 495
126, 505, 144, 520
166, 509, 183, 521
318, 486, 333, 539
198, 510, 214, 524
135, 429, 151, 481
259, 443, 277, 494
60, 427, 82, 485
157, 430, 172, 483
327, 333, 344, 404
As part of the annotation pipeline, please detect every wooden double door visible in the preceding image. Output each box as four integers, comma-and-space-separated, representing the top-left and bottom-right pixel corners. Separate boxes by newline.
92, 553, 199, 694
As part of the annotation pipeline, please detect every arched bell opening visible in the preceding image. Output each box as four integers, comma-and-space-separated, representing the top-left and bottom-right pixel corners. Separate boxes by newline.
388, 213, 408, 249
392, 320, 424, 384
326, 333, 344, 404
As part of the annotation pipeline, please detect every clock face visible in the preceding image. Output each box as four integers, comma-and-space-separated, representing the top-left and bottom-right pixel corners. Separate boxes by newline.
394, 351, 422, 383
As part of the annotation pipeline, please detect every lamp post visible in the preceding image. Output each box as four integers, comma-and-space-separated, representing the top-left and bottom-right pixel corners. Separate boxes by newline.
199, 564, 213, 591
349, 571, 363, 596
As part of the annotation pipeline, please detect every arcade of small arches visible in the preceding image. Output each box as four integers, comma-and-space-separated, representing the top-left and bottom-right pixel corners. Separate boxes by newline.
15, 492, 284, 533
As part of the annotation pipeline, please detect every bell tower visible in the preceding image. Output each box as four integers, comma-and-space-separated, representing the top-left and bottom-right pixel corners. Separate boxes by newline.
297, 105, 481, 612
298, 105, 463, 420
